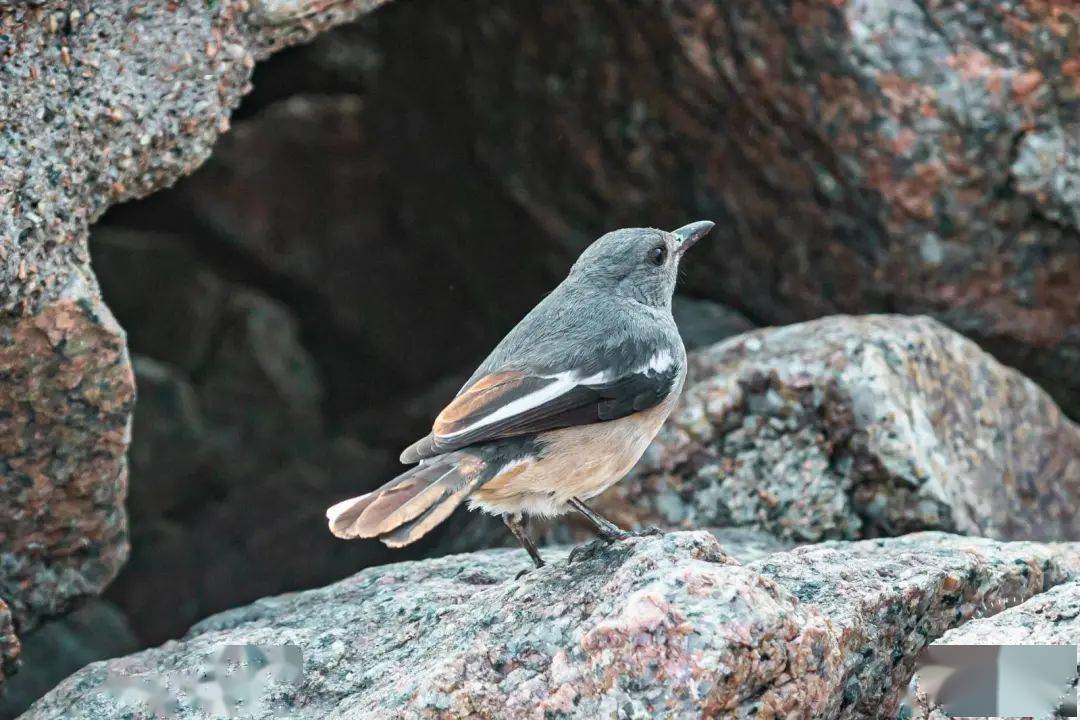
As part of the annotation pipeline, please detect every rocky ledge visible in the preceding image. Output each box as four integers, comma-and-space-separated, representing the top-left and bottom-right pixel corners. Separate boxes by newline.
598, 315, 1080, 544
24, 531, 1079, 719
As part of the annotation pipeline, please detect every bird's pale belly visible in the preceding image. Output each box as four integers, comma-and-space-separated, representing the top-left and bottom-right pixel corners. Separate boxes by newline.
468, 392, 679, 517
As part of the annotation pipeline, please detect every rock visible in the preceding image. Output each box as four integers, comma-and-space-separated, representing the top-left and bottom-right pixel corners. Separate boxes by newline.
753, 534, 1079, 719
594, 315, 1080, 544
103, 300, 400, 645
0, 0, 391, 666
905, 580, 1080, 719
85, 226, 421, 645
22, 532, 1080, 719
0, 278, 133, 631
259, 0, 1080, 417
166, 93, 564, 419
0, 600, 138, 719
124, 356, 209, 521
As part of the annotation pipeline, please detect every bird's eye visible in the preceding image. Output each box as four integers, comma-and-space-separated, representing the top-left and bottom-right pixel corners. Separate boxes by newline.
647, 245, 667, 266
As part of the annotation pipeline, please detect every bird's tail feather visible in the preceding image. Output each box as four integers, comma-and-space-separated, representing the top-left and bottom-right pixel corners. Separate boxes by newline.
326, 454, 482, 547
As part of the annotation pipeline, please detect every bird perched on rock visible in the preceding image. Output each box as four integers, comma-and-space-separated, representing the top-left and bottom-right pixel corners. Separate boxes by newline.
327, 221, 714, 568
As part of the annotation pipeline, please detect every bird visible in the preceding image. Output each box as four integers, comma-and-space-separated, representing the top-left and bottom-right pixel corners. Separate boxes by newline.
326, 221, 714, 568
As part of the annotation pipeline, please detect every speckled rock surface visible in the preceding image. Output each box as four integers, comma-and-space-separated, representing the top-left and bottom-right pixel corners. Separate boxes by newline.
264, 0, 1080, 416
0, 281, 132, 631
594, 315, 1080, 544
0, 0, 390, 645
906, 579, 1080, 719
0, 600, 137, 719
753, 534, 1080, 720
22, 532, 1080, 719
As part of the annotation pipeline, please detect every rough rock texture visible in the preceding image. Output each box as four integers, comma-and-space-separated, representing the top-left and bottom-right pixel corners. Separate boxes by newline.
0, 283, 132, 631
591, 315, 1080, 544
0, 600, 138, 719
22, 532, 1080, 720
0, 0, 389, 640
906, 580, 1080, 719
241, 0, 1080, 417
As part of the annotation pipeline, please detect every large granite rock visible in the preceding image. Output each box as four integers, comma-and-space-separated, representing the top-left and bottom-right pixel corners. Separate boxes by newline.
0, 280, 133, 632
21, 532, 1080, 719
0, 600, 138, 719
239, 0, 1080, 417
592, 315, 1080, 544
0, 0, 390, 688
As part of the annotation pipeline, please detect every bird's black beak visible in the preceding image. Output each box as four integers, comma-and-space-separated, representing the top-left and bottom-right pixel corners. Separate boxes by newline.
671, 220, 714, 256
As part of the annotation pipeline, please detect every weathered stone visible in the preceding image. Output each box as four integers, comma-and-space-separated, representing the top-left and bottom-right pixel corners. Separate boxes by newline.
261, 0, 1080, 417
905, 580, 1080, 719
752, 533, 1080, 719
0, 0, 391, 667
594, 315, 1080, 544
0, 600, 138, 719
0, 279, 133, 630
168, 93, 562, 418
21, 532, 1080, 719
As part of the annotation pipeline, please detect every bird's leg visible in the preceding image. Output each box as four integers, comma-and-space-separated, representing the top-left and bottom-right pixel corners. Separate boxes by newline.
567, 497, 664, 563
568, 497, 631, 541
502, 514, 545, 572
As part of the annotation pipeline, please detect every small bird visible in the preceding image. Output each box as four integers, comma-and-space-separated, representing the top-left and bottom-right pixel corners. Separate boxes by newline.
327, 221, 714, 568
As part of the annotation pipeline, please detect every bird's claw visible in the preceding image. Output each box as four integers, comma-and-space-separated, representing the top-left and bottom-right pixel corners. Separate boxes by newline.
515, 562, 545, 580
567, 539, 609, 564
567, 527, 665, 564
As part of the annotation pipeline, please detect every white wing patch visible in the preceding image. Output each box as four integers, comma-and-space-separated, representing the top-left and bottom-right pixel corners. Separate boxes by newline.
439, 350, 676, 440
646, 348, 674, 373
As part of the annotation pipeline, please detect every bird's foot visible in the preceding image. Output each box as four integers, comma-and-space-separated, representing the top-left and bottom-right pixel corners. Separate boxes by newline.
567, 538, 609, 564
567, 526, 665, 564
514, 561, 545, 580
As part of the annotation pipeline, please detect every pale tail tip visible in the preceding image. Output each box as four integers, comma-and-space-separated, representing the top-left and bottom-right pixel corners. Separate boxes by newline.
326, 494, 370, 538
326, 496, 356, 523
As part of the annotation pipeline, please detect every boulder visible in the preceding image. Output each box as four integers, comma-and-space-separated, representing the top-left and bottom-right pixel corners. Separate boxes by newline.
0, 0, 392, 681
0, 600, 138, 719
21, 532, 1080, 719
105, 309, 398, 644
594, 315, 1080, 543
0, 281, 132, 630
244, 0, 1080, 417
161, 92, 567, 419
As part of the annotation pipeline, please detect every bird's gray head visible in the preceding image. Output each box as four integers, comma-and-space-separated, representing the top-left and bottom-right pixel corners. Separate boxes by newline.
568, 221, 714, 308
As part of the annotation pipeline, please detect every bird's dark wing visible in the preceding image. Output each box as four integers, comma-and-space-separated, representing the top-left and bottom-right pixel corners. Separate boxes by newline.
399, 349, 681, 463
